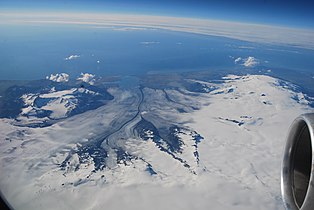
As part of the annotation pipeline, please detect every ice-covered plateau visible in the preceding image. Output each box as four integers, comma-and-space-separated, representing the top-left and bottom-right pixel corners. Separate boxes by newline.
0, 74, 313, 210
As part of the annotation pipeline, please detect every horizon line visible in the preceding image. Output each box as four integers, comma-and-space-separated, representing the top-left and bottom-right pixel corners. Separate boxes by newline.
1, 10, 314, 50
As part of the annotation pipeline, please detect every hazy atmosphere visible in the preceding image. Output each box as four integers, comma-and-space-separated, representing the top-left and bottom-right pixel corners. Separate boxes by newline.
0, 1, 314, 210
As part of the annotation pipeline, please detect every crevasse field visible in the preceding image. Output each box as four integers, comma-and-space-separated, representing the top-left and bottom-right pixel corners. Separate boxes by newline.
0, 12, 314, 210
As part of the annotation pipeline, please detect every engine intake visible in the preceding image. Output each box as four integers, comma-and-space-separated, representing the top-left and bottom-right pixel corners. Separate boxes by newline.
281, 113, 314, 210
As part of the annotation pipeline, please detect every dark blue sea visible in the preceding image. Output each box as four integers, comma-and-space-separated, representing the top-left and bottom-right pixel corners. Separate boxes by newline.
0, 24, 313, 94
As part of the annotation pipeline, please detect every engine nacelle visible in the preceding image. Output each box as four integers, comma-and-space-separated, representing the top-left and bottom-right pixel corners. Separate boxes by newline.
281, 113, 314, 210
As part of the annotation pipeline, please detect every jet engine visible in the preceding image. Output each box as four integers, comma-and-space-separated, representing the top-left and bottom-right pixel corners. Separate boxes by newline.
281, 113, 314, 210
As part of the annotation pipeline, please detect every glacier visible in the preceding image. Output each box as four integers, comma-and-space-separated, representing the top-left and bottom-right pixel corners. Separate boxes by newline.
0, 73, 313, 210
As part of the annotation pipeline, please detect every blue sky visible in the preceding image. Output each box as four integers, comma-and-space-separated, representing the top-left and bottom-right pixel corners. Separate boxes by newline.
1, 0, 314, 28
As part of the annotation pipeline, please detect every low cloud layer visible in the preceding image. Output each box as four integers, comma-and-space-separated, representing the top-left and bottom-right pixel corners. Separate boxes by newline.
113, 27, 155, 31
46, 73, 69, 82
3, 12, 313, 50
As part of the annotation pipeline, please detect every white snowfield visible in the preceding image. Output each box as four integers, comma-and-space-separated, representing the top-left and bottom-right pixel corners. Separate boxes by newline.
19, 87, 99, 121
0, 74, 313, 210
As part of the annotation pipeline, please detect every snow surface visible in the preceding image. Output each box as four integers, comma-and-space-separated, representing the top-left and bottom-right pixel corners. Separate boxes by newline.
20, 88, 77, 120
19, 87, 99, 121
0, 74, 313, 210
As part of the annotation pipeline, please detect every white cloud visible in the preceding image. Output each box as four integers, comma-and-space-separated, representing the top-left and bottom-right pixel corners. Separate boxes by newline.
243, 56, 259, 67
234, 57, 242, 64
234, 56, 259, 67
46, 73, 69, 82
140, 41, 160, 45
77, 73, 96, 85
65, 55, 80, 60
238, 46, 255, 49
113, 27, 155, 31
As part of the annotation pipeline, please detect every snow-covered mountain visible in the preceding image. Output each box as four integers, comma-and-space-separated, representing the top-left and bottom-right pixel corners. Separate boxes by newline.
0, 73, 313, 210
0, 78, 113, 127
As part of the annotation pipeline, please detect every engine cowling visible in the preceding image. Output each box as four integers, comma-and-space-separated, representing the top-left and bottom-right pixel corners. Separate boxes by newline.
281, 113, 314, 210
